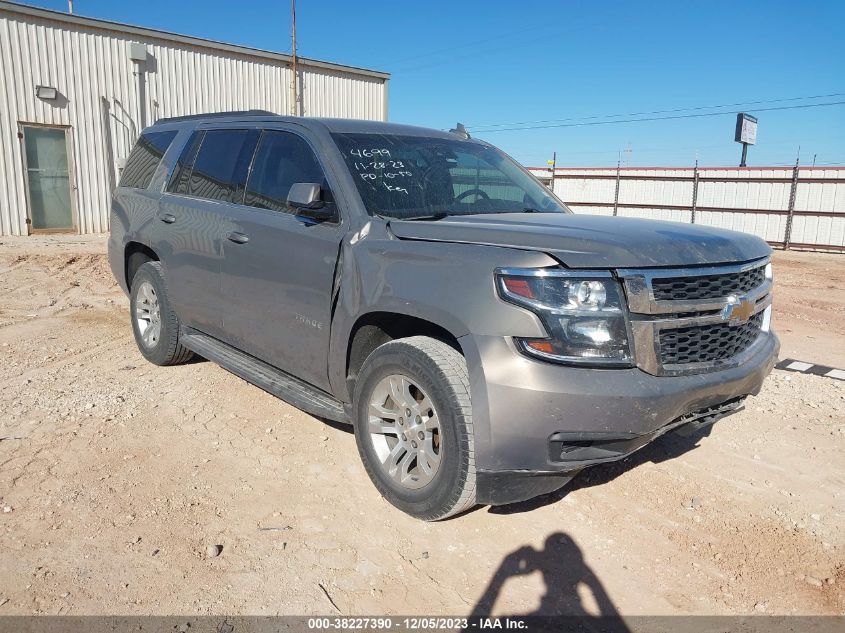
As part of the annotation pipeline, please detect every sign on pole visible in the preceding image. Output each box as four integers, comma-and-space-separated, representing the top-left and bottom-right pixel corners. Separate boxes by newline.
735, 113, 757, 167
735, 113, 758, 145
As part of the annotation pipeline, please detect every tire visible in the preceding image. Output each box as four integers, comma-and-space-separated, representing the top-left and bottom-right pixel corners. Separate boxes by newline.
353, 336, 476, 521
129, 261, 194, 366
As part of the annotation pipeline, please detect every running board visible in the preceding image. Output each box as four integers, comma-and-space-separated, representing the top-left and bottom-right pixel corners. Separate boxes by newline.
180, 329, 348, 423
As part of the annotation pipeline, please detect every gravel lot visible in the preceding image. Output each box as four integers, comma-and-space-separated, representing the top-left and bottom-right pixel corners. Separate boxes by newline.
0, 236, 842, 616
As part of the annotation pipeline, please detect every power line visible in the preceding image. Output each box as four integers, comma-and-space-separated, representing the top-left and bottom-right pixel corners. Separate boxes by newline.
468, 92, 845, 131
471, 100, 845, 134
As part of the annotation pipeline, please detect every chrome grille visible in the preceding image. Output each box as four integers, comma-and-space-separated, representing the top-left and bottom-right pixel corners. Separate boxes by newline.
652, 266, 766, 301
618, 258, 773, 376
659, 313, 764, 365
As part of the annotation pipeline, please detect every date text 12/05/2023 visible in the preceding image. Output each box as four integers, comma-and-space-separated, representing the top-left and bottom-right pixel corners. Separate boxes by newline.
306, 617, 529, 630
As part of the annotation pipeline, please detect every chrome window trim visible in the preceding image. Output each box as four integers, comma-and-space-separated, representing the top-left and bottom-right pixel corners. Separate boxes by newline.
617, 257, 770, 315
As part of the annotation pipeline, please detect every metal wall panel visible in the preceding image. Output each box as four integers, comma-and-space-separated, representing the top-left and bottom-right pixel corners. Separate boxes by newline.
0, 5, 387, 236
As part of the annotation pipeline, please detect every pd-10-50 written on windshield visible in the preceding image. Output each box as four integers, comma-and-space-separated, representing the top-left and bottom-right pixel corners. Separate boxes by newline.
348, 147, 414, 195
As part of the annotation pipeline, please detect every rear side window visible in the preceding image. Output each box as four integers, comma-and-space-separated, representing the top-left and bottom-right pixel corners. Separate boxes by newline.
168, 131, 204, 196
167, 129, 260, 203
119, 130, 177, 189
245, 131, 330, 214
188, 129, 259, 203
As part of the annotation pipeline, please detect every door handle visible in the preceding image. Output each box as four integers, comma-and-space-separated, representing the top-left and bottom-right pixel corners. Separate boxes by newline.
159, 213, 176, 224
226, 231, 249, 244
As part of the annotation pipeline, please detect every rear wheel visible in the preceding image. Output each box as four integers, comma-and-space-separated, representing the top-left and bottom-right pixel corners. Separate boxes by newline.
353, 336, 475, 520
129, 261, 193, 366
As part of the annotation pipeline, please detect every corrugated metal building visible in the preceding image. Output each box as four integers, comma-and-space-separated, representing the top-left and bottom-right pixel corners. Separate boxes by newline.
529, 166, 845, 252
0, 1, 389, 236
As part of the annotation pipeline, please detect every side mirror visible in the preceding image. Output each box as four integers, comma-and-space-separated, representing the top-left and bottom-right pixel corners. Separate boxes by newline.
287, 182, 335, 222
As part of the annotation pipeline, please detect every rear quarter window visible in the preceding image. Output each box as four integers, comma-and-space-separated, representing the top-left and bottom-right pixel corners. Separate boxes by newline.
173, 129, 260, 203
119, 130, 178, 189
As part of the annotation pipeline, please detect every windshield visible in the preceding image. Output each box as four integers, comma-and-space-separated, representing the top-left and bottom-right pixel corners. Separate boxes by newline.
330, 132, 570, 220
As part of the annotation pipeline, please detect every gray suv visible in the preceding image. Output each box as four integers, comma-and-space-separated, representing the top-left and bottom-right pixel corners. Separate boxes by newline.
108, 111, 779, 520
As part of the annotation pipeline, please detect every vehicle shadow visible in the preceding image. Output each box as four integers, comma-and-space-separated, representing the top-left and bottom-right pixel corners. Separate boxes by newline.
317, 416, 354, 434
468, 531, 630, 629
489, 423, 714, 515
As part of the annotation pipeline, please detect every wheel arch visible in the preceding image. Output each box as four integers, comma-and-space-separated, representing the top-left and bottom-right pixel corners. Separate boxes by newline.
124, 241, 160, 290
344, 310, 465, 399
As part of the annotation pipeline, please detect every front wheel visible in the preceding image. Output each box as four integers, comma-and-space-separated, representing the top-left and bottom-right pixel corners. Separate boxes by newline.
353, 336, 476, 521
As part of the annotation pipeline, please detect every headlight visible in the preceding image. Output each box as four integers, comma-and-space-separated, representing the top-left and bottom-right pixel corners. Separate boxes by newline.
496, 268, 633, 367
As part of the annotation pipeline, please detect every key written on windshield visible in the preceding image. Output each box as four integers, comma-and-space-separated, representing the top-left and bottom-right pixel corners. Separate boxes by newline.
349, 148, 413, 195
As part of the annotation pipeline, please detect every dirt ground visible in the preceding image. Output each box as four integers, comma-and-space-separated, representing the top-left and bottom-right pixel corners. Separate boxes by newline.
0, 235, 842, 617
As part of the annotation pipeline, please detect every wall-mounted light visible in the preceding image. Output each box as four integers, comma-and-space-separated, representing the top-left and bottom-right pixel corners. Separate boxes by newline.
35, 85, 58, 100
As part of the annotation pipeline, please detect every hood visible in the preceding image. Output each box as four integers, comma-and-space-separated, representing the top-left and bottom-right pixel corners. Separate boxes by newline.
388, 213, 771, 268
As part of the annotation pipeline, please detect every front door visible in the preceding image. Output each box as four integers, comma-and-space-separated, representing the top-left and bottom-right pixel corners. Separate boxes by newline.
22, 125, 75, 231
220, 129, 343, 391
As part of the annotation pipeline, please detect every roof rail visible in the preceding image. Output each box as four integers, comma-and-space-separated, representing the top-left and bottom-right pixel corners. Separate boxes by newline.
155, 110, 279, 124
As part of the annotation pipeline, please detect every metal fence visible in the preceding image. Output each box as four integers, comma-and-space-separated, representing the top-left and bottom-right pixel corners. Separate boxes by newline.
529, 165, 845, 252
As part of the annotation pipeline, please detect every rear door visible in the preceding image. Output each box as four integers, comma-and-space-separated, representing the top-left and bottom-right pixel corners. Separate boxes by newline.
157, 128, 260, 337
219, 128, 344, 391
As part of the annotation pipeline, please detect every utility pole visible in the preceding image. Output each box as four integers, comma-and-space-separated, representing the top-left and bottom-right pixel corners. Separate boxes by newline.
612, 160, 621, 216
68, 0, 73, 13
784, 156, 800, 250
290, 0, 298, 116
690, 159, 700, 224
547, 151, 556, 191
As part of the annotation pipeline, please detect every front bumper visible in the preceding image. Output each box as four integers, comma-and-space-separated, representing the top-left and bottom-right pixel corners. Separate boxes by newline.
462, 331, 779, 505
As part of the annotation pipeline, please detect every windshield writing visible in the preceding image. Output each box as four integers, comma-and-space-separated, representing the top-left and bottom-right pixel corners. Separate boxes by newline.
331, 133, 569, 220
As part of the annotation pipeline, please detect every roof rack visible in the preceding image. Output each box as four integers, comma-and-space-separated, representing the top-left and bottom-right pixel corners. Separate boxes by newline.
155, 110, 279, 124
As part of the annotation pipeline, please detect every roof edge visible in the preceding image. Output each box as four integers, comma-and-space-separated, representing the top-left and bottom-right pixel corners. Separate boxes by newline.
0, 0, 390, 81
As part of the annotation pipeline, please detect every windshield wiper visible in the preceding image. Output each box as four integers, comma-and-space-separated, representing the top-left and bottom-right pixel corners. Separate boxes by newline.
399, 213, 451, 221
469, 208, 548, 215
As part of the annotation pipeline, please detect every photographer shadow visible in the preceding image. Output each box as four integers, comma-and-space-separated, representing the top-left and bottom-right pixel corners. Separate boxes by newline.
469, 532, 630, 631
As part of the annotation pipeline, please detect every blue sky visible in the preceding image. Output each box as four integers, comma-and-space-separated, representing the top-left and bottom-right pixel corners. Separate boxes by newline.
27, 0, 845, 167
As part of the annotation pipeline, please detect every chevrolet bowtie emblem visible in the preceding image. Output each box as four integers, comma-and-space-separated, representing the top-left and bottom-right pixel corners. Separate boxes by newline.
721, 296, 755, 326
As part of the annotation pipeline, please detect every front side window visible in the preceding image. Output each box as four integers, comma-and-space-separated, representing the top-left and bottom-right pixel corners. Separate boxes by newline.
119, 130, 177, 189
244, 131, 332, 214
329, 132, 569, 220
